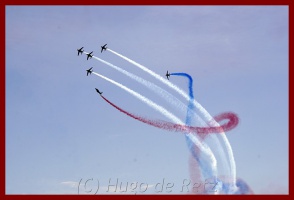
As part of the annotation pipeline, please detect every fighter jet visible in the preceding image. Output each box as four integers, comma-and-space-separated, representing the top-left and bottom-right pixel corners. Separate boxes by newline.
101, 44, 107, 53
86, 67, 93, 76
86, 51, 93, 60
166, 70, 170, 80
77, 47, 84, 56
95, 88, 103, 95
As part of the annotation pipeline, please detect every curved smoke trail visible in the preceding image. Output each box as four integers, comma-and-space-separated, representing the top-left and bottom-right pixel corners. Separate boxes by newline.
92, 71, 218, 178
83, 51, 203, 122
100, 95, 238, 134
107, 49, 237, 190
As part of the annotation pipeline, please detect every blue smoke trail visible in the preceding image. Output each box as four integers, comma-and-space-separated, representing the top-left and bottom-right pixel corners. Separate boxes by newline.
170, 73, 219, 191
170, 73, 252, 194
170, 73, 194, 125
170, 72, 234, 194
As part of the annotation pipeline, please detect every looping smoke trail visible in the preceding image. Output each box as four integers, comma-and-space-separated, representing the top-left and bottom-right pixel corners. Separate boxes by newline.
84, 51, 218, 179
92, 71, 217, 175
100, 94, 252, 194
107, 48, 236, 191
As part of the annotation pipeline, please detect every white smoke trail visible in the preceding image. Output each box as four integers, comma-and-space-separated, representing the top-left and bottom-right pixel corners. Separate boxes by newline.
83, 51, 202, 122
107, 48, 237, 188
92, 71, 218, 178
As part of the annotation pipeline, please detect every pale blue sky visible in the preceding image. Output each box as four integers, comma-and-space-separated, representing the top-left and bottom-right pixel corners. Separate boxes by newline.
6, 6, 288, 194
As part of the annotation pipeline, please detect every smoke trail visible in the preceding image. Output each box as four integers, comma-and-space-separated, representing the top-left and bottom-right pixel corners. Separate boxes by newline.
170, 73, 194, 99
108, 48, 237, 189
101, 95, 238, 134
92, 71, 218, 177
82, 51, 201, 121
171, 72, 229, 193
107, 49, 204, 113
170, 72, 204, 184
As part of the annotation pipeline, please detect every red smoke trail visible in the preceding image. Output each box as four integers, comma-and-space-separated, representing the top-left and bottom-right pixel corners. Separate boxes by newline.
101, 95, 238, 134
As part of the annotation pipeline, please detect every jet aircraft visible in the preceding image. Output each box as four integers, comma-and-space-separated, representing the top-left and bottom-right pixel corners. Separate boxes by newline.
86, 51, 93, 60
86, 67, 93, 76
101, 44, 107, 53
95, 88, 103, 95
166, 70, 170, 80
77, 47, 84, 56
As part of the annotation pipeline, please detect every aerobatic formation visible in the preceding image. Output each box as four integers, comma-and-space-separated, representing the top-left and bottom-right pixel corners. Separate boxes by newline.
76, 44, 253, 194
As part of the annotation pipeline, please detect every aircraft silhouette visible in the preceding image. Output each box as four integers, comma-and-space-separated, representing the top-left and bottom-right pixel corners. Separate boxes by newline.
86, 51, 93, 60
166, 70, 170, 80
101, 44, 107, 53
86, 67, 93, 76
95, 88, 103, 95
77, 47, 84, 56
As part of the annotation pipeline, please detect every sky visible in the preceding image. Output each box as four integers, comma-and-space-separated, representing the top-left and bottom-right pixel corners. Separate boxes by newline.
6, 6, 288, 194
